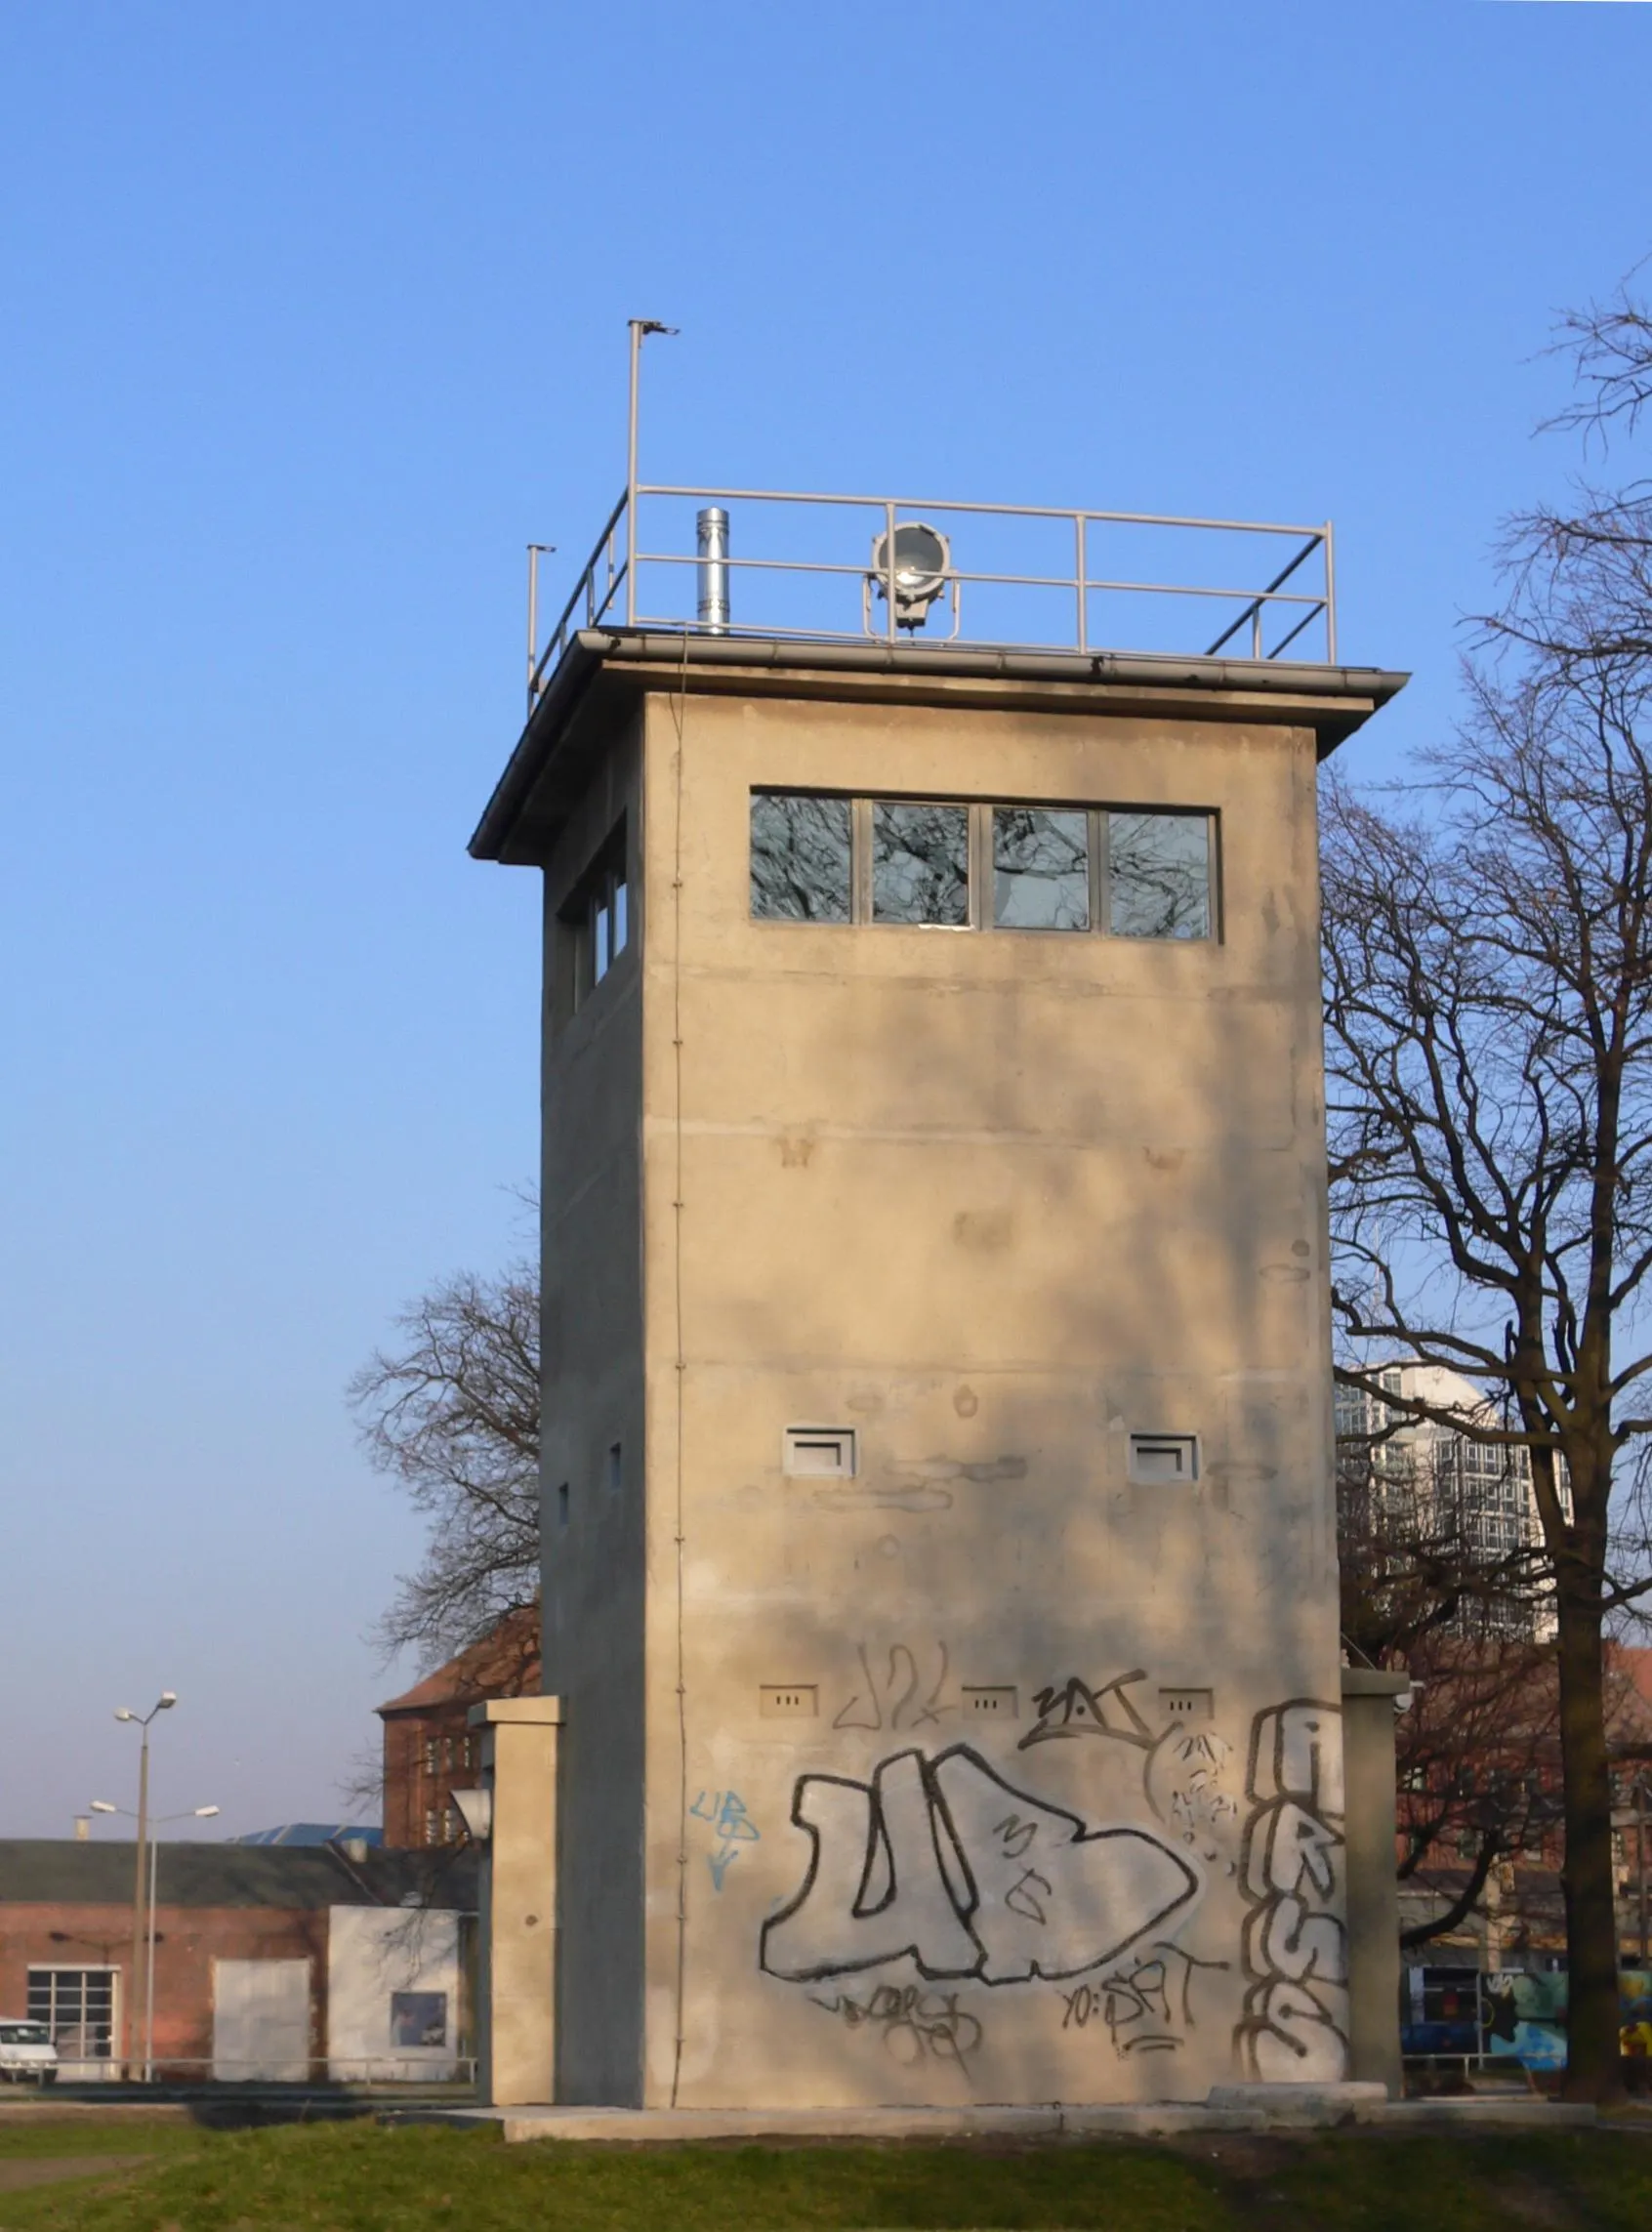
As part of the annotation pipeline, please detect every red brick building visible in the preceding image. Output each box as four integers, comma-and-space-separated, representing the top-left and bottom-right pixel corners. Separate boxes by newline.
0, 1839, 476, 2082
377, 1608, 540, 1849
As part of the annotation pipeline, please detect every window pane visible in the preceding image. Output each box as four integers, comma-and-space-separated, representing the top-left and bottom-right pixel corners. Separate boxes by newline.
750, 794, 852, 922
993, 807, 1089, 930
592, 895, 611, 981
391, 1991, 448, 2048
872, 803, 969, 926
1108, 813, 1211, 939
611, 876, 628, 956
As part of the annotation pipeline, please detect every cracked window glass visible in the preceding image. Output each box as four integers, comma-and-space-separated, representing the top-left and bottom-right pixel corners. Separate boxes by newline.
1108, 813, 1211, 939
872, 802, 969, 925
993, 807, 1090, 930
750, 794, 852, 922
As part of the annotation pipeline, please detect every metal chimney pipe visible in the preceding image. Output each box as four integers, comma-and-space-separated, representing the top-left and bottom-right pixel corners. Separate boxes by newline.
696, 506, 730, 635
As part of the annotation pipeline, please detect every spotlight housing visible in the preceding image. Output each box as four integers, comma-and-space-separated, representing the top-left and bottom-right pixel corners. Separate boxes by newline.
870, 521, 952, 631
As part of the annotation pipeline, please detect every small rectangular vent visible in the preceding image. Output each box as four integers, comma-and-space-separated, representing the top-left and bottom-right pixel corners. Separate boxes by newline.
963, 1686, 1018, 1719
1129, 1432, 1199, 1485
1161, 1687, 1214, 1721
760, 1685, 818, 1719
783, 1426, 857, 1478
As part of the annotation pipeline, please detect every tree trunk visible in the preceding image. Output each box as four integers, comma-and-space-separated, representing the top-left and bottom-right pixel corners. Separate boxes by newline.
1556, 1589, 1624, 2102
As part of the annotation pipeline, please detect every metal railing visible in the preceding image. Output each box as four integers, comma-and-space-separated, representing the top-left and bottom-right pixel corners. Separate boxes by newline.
30, 2053, 478, 2092
526, 483, 1338, 715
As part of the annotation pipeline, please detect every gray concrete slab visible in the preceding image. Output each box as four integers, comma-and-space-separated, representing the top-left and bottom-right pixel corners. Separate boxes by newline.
397, 2089, 1596, 2144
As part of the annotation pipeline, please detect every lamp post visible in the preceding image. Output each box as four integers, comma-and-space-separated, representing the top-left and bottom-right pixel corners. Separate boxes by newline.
90, 1798, 218, 2083
109, 1694, 175, 2076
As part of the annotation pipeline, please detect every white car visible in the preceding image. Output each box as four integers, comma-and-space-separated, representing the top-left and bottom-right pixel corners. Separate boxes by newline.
0, 2022, 59, 2084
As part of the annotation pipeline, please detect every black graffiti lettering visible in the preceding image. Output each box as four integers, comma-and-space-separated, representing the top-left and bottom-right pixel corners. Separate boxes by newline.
1233, 1701, 1349, 2082
761, 1745, 1198, 1986
993, 1812, 1039, 1859
807, 1984, 983, 2071
834, 1640, 954, 1733
1056, 1941, 1230, 2057
1018, 1670, 1154, 1752
1005, 1868, 1053, 1924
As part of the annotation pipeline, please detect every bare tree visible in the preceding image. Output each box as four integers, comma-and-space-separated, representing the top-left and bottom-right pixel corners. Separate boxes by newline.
1337, 1428, 1565, 1948
1322, 560, 1652, 2099
349, 1261, 541, 1666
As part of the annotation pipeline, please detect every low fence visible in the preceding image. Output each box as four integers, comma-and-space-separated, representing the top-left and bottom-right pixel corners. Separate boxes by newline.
10, 2055, 477, 2092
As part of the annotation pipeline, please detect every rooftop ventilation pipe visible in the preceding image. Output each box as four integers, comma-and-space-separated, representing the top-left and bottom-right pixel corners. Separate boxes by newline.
696, 506, 730, 635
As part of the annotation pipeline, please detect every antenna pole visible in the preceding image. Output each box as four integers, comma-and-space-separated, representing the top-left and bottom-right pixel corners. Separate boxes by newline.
626, 319, 678, 629
526, 545, 539, 715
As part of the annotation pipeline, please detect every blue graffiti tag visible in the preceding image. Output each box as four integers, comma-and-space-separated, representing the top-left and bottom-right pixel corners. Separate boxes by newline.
692, 1788, 760, 1889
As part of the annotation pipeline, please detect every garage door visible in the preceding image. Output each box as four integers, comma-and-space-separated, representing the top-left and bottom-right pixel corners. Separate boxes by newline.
211, 1959, 310, 2083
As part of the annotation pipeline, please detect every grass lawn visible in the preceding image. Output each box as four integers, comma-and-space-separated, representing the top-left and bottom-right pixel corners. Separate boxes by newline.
0, 2119, 1650, 2230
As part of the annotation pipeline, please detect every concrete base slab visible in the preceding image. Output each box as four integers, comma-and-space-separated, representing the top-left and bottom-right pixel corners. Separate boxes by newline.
401, 2090, 1597, 2144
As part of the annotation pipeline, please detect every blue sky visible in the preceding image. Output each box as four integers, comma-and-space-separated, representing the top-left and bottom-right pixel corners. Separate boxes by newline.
1, 2, 1647, 1838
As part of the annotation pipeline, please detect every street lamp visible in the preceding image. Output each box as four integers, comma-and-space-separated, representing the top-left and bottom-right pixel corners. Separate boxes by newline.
90, 1798, 218, 2082
110, 1692, 175, 2077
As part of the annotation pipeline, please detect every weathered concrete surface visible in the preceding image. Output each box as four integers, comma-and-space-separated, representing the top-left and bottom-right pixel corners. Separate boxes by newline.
499, 650, 1405, 2109
1339, 1670, 1409, 2095
471, 1698, 561, 2107
403, 2089, 1600, 2143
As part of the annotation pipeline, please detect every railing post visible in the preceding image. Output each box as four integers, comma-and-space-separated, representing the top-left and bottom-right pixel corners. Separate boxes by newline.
626, 324, 640, 626
1075, 515, 1088, 654
885, 500, 897, 644
1323, 521, 1338, 664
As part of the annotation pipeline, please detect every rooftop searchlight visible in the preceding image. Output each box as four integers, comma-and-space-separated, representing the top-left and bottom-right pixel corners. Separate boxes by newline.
869, 520, 953, 632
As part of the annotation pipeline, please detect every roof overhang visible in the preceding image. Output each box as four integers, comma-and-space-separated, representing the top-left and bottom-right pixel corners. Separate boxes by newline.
471, 629, 1409, 866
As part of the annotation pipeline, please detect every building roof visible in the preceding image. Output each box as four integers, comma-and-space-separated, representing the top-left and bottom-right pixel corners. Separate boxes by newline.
230, 1823, 383, 1848
472, 629, 1411, 866
0, 1841, 478, 1913
377, 1607, 541, 1718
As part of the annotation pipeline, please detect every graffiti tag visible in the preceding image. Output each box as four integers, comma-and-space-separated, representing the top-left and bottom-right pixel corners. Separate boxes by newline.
1233, 1701, 1349, 2081
1018, 1670, 1154, 1753
691, 1788, 760, 1890
833, 1641, 954, 1733
760, 1744, 1197, 1985
1059, 1941, 1231, 2057
807, 1984, 983, 2072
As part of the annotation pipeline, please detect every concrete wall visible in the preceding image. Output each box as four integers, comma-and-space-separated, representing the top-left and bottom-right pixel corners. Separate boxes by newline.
542, 677, 1351, 2106
639, 686, 1344, 2107
327, 1906, 462, 2081
539, 715, 647, 2103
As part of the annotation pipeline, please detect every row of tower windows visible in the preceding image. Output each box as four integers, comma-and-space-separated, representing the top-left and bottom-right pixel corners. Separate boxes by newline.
750, 792, 1217, 939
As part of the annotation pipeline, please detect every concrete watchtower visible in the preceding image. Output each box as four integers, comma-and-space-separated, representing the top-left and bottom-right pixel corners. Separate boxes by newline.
468, 381, 1407, 2113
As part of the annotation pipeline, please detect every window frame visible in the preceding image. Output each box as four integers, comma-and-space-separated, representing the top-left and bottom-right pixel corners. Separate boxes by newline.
560, 820, 632, 1012
750, 792, 1219, 942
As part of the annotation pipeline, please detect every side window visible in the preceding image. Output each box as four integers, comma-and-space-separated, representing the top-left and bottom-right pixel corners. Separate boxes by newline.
561, 821, 630, 1009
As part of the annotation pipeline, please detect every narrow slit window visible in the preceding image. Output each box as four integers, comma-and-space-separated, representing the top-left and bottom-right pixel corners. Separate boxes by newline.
963, 1685, 1019, 1718
783, 1426, 857, 1477
556, 1481, 570, 1528
760, 1685, 819, 1718
1161, 1687, 1214, 1721
606, 1441, 623, 1492
751, 794, 852, 922
1129, 1433, 1199, 1485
